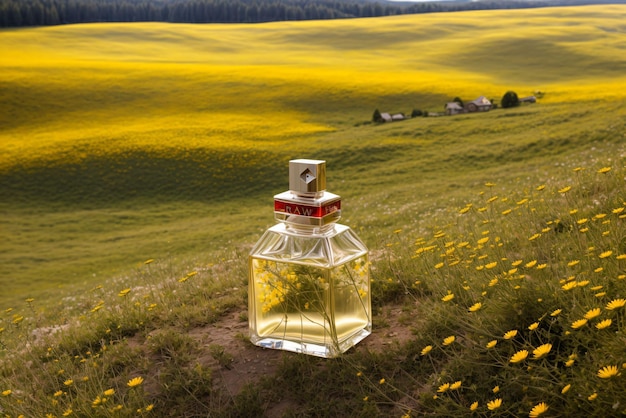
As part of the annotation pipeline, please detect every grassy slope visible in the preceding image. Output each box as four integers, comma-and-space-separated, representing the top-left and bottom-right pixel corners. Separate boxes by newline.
1, 5, 625, 307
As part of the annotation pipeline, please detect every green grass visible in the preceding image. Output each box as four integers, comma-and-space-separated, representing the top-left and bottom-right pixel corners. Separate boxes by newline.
1, 5, 626, 417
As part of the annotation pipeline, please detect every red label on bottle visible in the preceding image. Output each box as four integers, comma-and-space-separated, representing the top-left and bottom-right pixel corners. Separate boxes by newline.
274, 200, 341, 218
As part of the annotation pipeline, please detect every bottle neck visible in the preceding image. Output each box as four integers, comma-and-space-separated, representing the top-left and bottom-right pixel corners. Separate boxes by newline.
284, 222, 336, 235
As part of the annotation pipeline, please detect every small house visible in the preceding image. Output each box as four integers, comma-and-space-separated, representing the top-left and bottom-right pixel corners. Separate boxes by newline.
466, 96, 492, 112
445, 102, 464, 115
379, 112, 393, 123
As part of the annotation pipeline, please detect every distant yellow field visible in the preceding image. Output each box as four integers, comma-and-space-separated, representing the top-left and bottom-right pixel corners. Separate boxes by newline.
1, 5, 625, 168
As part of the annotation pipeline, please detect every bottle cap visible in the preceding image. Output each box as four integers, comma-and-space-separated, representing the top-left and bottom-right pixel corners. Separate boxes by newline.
289, 159, 326, 197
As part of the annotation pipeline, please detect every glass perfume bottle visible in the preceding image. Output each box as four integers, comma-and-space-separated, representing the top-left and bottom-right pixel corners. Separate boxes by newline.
249, 159, 371, 358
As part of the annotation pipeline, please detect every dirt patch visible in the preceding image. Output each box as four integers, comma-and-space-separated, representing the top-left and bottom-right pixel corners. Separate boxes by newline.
184, 303, 415, 400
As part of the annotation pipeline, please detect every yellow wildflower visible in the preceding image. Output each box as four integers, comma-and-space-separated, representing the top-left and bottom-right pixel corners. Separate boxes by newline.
606, 298, 626, 310
588, 393, 598, 401
118, 288, 131, 297
127, 376, 144, 388
532, 344, 552, 359
379, 378, 385, 384
103, 389, 115, 396
63, 379, 73, 386
450, 381, 462, 390
550, 309, 562, 317
599, 250, 613, 259
525, 260, 537, 268
558, 186, 572, 194
571, 319, 588, 329
441, 293, 454, 302
487, 398, 502, 410
584, 308, 601, 319
420, 345, 433, 356
468, 302, 482, 312
437, 383, 450, 393
486, 340, 498, 349
528, 322, 539, 331
597, 365, 619, 379
562, 281, 577, 291
562, 384, 571, 394
596, 319, 612, 329
442, 336, 455, 346
597, 167, 611, 173
2, 390, 11, 396
470, 401, 478, 411
529, 402, 549, 417
510, 349, 529, 363
492, 385, 500, 393
503, 330, 518, 339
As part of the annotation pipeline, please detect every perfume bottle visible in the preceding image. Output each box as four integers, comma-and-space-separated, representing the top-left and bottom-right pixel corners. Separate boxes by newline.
249, 159, 371, 358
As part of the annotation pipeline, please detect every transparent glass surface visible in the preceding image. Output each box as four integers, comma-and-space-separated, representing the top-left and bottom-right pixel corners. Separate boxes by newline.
249, 223, 371, 358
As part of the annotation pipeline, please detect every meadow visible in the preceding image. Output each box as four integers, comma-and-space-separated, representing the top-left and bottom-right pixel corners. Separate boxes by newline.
1, 4, 626, 416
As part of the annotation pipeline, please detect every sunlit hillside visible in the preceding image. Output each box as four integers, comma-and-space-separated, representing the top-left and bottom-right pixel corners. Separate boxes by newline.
1, 5, 625, 306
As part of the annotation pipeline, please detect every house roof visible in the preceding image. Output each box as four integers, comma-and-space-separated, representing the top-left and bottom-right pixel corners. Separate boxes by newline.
468, 96, 491, 106
445, 102, 464, 110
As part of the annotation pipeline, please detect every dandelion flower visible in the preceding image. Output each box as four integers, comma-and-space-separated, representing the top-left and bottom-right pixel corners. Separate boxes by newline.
588, 392, 598, 401
477, 237, 490, 245
597, 167, 611, 174
596, 319, 612, 329
558, 186, 572, 194
597, 365, 619, 379
528, 233, 541, 241
64, 379, 73, 386
420, 345, 433, 356
486, 340, 498, 349
450, 381, 462, 390
441, 293, 454, 302
550, 309, 562, 317
145, 405, 154, 412
118, 288, 131, 297
571, 319, 588, 329
528, 322, 539, 331
529, 402, 549, 417
144, 259, 154, 264
562, 281, 577, 291
567, 260, 580, 267
486, 262, 498, 269
510, 349, 529, 363
599, 250, 613, 259
492, 385, 500, 393
127, 376, 144, 388
103, 389, 115, 396
487, 398, 502, 411
62, 409, 73, 417
379, 378, 385, 384
525, 260, 537, 268
469, 302, 482, 312
435, 262, 445, 269
437, 383, 450, 393
584, 308, 601, 319
533, 344, 552, 359
443, 336, 455, 346
565, 359, 575, 367
562, 384, 571, 394
503, 330, 518, 339
470, 401, 478, 411
2, 390, 11, 396
606, 298, 626, 310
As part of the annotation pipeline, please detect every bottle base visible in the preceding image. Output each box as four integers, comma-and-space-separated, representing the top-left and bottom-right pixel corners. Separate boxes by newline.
251, 328, 371, 358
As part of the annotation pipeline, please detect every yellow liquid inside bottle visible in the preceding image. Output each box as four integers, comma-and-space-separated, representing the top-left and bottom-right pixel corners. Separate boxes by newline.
249, 254, 371, 357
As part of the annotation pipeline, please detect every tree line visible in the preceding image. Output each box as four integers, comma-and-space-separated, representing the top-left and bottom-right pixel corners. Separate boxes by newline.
0, 0, 618, 27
